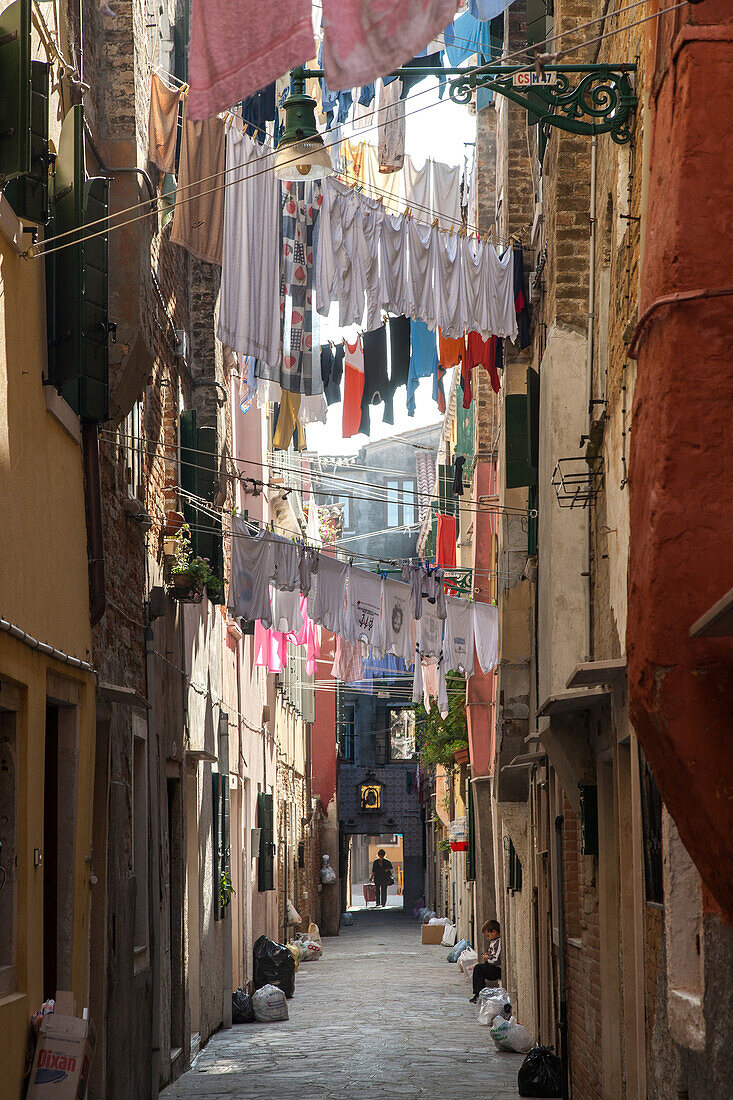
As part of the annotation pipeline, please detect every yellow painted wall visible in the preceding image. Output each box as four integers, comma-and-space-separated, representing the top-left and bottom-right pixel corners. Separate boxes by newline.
1, 217, 95, 1083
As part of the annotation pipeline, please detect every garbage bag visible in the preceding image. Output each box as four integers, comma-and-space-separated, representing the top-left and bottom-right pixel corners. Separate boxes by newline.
253, 935, 296, 999
441, 924, 457, 947
286, 898, 301, 925
232, 988, 255, 1024
307, 922, 322, 946
252, 983, 289, 1022
341, 912, 354, 926
518, 1045, 563, 1097
447, 937, 471, 963
286, 942, 300, 971
490, 1015, 534, 1053
428, 916, 451, 926
477, 988, 511, 1025
422, 910, 437, 924
457, 947, 478, 979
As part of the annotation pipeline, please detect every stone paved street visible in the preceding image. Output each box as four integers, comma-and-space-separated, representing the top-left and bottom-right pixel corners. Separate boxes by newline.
161, 909, 526, 1099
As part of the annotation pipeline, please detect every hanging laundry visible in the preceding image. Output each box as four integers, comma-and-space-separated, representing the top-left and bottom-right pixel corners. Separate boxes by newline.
187, 0, 314, 119
345, 566, 384, 647
399, 53, 446, 98
342, 336, 365, 437
228, 520, 275, 626
469, 0, 515, 20
353, 83, 376, 129
378, 78, 406, 173
148, 73, 181, 174
473, 601, 499, 673
385, 315, 412, 419
331, 633, 365, 683
443, 10, 493, 65
270, 585, 304, 634
363, 142, 402, 213
299, 547, 320, 598
359, 325, 389, 435
272, 535, 301, 591
170, 101, 225, 265
432, 161, 462, 230
465, 332, 501, 399
444, 595, 475, 677
379, 578, 415, 662
279, 180, 323, 395
272, 392, 302, 450
412, 601, 448, 713
337, 89, 354, 124
434, 233, 464, 336
407, 320, 438, 416
341, 138, 366, 181
311, 554, 350, 635
487, 245, 518, 340
513, 243, 531, 349
437, 514, 457, 567
452, 454, 466, 497
438, 330, 466, 368
402, 561, 447, 620
240, 82, 277, 145
413, 655, 448, 716
320, 0, 460, 91
407, 216, 438, 325
321, 344, 344, 405
404, 158, 431, 219
381, 213, 411, 315
254, 619, 288, 673
218, 126, 281, 365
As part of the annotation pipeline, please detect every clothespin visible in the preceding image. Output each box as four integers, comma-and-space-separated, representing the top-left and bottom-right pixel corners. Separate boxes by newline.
448, 224, 454, 237
458, 224, 467, 238
405, 207, 413, 221
432, 217, 439, 230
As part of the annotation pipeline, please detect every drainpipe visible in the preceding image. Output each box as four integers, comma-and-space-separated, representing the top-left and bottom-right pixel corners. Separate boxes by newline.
145, 626, 162, 1097
555, 814, 570, 1100
584, 135, 597, 661
81, 422, 106, 626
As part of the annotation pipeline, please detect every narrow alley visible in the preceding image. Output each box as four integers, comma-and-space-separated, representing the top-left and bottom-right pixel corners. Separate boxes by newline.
161, 910, 519, 1100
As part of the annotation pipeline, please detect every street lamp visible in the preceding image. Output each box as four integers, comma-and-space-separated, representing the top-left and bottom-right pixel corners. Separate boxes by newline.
273, 66, 333, 181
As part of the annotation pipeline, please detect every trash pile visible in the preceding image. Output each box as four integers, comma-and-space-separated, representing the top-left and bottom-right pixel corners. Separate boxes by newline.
232, 924, 326, 1027
289, 922, 323, 963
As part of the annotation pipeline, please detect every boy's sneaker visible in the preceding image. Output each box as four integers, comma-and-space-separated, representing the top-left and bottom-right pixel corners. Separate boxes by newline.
469, 994, 478, 1004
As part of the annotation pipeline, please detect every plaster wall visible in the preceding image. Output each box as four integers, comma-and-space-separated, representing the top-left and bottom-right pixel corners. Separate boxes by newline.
496, 802, 537, 1034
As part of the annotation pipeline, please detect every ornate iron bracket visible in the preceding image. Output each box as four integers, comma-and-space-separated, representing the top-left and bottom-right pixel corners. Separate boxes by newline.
449, 64, 637, 145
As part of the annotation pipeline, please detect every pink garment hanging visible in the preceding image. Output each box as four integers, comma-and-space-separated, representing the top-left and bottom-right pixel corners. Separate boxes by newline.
254, 619, 287, 673
321, 0, 460, 92
331, 635, 364, 683
287, 596, 321, 676
187, 0, 315, 120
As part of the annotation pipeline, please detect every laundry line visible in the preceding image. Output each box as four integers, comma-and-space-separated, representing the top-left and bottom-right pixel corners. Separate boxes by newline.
101, 431, 535, 520
34, 0, 672, 260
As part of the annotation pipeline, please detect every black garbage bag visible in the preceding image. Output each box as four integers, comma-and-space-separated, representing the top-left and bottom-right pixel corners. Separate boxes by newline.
232, 988, 255, 1024
253, 935, 296, 999
518, 1045, 563, 1097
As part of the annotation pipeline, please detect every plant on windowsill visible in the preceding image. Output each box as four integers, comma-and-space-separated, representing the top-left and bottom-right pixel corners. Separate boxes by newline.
220, 870, 235, 911
168, 523, 223, 603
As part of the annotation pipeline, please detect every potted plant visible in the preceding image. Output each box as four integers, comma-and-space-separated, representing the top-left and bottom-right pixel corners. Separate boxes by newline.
168, 524, 223, 603
220, 869, 235, 911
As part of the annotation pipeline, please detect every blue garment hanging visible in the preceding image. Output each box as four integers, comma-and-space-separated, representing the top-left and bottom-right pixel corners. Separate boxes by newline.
407, 320, 439, 416
443, 11, 493, 66
468, 0, 514, 21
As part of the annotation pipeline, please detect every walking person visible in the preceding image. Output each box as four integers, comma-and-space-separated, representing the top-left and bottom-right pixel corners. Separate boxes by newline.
470, 920, 502, 1002
370, 848, 394, 908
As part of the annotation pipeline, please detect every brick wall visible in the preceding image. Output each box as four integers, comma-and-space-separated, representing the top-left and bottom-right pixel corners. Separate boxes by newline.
562, 802, 603, 1097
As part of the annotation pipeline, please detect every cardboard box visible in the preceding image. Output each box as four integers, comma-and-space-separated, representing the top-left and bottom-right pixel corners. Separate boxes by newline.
27, 1000, 95, 1099
422, 923, 446, 945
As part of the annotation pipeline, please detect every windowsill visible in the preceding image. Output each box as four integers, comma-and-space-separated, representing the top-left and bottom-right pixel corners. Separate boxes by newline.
567, 936, 583, 950
45, 385, 81, 444
0, 989, 26, 1011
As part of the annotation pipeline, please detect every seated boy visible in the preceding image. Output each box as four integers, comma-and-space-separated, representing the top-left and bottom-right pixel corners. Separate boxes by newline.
469, 919, 502, 1002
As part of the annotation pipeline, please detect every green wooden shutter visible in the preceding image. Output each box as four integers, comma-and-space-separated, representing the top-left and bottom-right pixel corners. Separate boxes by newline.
507, 837, 523, 892
47, 105, 110, 421
505, 394, 538, 489
467, 781, 476, 882
179, 408, 199, 555
0, 0, 31, 183
527, 484, 538, 556
258, 792, 274, 892
526, 368, 540, 470
3, 59, 50, 222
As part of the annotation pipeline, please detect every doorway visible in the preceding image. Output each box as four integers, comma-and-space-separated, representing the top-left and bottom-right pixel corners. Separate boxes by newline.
186, 768, 201, 1045
348, 834, 404, 910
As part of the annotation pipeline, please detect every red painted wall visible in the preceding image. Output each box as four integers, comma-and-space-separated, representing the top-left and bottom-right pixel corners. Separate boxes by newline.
628, 7, 733, 921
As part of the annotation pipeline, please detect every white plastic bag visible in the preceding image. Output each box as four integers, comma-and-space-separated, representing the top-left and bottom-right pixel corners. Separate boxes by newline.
307, 922, 322, 946
252, 984, 288, 1022
457, 947, 478, 979
428, 916, 451, 926
441, 924, 458, 947
295, 938, 322, 962
489, 1014, 534, 1053
422, 909, 437, 924
286, 898, 301, 925
477, 988, 511, 1025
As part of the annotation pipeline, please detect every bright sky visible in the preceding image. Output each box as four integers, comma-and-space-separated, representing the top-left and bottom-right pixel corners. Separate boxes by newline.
306, 78, 475, 456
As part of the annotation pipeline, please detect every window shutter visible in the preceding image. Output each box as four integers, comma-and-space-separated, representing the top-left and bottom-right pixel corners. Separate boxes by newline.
579, 784, 599, 857
179, 408, 201, 554
0, 0, 31, 183
466, 781, 476, 882
3, 59, 50, 222
47, 105, 110, 421
507, 837, 523, 892
505, 393, 538, 489
257, 792, 274, 892
526, 368, 540, 470
195, 424, 224, 603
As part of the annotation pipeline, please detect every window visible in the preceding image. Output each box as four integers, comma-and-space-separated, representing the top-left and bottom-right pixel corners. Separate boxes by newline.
0, 707, 18, 996
340, 704, 355, 762
389, 709, 416, 761
132, 717, 149, 954
386, 480, 416, 529
257, 792, 274, 892
639, 746, 663, 904
334, 495, 353, 533
124, 400, 144, 500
